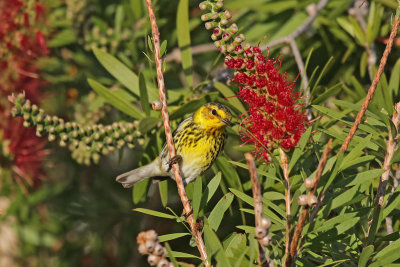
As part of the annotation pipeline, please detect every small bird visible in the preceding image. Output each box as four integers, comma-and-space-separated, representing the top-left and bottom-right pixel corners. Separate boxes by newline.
116, 102, 232, 188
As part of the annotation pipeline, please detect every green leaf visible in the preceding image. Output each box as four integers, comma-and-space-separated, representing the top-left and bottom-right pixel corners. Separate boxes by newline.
346, 169, 384, 187
289, 127, 312, 171
165, 243, 179, 266
48, 29, 76, 47
214, 82, 246, 114
372, 239, 400, 266
208, 193, 234, 231
93, 48, 158, 101
388, 59, 400, 98
203, 224, 230, 265
177, 0, 193, 87
139, 72, 150, 116
159, 180, 168, 207
311, 57, 334, 94
192, 178, 202, 221
160, 40, 168, 56
133, 208, 175, 219
132, 179, 150, 204
229, 188, 283, 226
358, 245, 374, 267
169, 251, 201, 259
330, 185, 360, 210
88, 79, 144, 119
312, 83, 342, 105
229, 161, 281, 183
158, 233, 190, 242
139, 117, 161, 133
203, 172, 222, 204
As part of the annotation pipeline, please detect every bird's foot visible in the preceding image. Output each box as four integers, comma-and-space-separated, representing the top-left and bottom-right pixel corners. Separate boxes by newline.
167, 155, 182, 171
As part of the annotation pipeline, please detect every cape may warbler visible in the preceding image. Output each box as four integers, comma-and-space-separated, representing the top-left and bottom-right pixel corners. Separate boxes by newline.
116, 103, 232, 187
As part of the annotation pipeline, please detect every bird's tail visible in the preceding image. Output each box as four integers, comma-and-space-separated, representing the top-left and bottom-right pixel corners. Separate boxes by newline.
116, 158, 165, 188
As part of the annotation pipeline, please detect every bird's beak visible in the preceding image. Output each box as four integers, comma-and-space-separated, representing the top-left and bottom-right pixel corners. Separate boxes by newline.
221, 118, 233, 127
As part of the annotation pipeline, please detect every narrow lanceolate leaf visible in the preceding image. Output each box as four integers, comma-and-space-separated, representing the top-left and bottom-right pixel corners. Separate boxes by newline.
208, 193, 234, 231
158, 233, 190, 242
139, 72, 150, 116
203, 224, 230, 265
133, 208, 175, 219
92, 48, 140, 96
159, 180, 168, 207
214, 82, 246, 113
169, 251, 201, 259
203, 172, 222, 204
192, 177, 202, 221
177, 0, 193, 88
132, 179, 150, 204
164, 243, 179, 266
88, 79, 144, 119
358, 245, 374, 267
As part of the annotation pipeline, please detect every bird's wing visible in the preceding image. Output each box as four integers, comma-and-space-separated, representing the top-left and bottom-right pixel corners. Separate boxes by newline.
159, 116, 193, 160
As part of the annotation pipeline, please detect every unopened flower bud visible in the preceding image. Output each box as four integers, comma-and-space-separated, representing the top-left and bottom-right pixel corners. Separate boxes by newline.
260, 235, 272, 246
152, 101, 163, 111
157, 258, 169, 267
138, 244, 147, 254
304, 177, 315, 189
153, 243, 166, 256
260, 217, 271, 229
255, 226, 267, 239
145, 230, 158, 241
298, 195, 308, 206
145, 240, 156, 253
147, 254, 160, 266
307, 195, 317, 206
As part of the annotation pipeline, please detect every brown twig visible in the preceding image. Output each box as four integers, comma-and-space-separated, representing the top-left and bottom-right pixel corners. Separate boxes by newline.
245, 153, 269, 266
366, 102, 400, 243
144, 1, 209, 265
374, 103, 400, 207
341, 16, 400, 152
279, 149, 292, 267
262, 0, 329, 49
289, 139, 333, 262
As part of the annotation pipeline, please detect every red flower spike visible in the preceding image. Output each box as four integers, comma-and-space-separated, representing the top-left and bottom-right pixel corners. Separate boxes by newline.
231, 44, 306, 163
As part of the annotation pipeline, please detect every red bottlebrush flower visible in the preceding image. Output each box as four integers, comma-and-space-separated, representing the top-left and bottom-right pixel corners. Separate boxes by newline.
1, 115, 49, 186
233, 45, 306, 162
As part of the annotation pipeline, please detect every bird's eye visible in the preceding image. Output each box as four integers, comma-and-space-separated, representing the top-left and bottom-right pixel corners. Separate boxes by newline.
211, 109, 217, 116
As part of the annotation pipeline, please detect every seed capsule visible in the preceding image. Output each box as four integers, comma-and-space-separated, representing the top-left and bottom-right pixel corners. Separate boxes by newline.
304, 177, 315, 189
255, 226, 267, 239
307, 195, 317, 206
297, 194, 308, 206
152, 101, 163, 111
260, 235, 272, 246
260, 217, 272, 229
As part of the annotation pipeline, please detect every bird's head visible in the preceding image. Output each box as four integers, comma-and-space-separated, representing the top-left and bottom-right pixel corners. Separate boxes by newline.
193, 103, 233, 129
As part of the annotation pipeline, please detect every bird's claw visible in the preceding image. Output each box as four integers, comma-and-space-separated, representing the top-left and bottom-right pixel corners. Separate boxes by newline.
167, 155, 182, 171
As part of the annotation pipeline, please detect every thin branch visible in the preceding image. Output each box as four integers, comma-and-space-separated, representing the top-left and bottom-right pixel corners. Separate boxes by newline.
144, 1, 209, 265
366, 102, 400, 243
375, 103, 400, 207
245, 153, 269, 266
261, 0, 329, 49
289, 38, 309, 98
280, 149, 292, 267
165, 43, 216, 63
289, 139, 333, 261
341, 15, 400, 152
